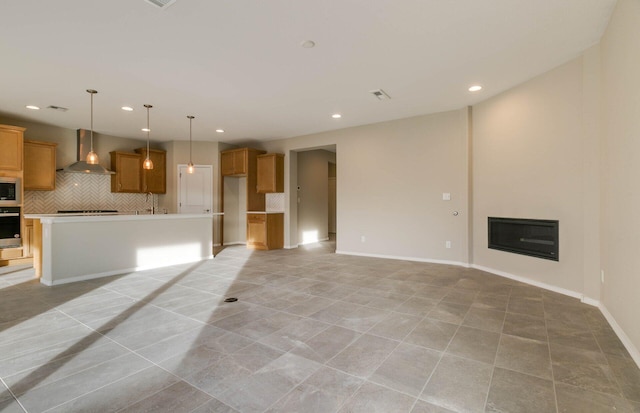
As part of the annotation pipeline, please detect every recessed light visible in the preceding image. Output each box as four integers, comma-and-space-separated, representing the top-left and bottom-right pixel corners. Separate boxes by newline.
142, 128, 151, 132
332, 114, 342, 119
468, 85, 483, 92
216, 129, 224, 133
301, 40, 316, 49
26, 105, 40, 110
122, 106, 134, 111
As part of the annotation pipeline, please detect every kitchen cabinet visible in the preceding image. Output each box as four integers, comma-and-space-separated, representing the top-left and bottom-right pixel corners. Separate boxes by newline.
24, 140, 57, 191
0, 124, 25, 171
221, 148, 265, 177
135, 148, 166, 193
0, 247, 23, 261
23, 219, 34, 258
221, 147, 265, 212
246, 213, 284, 250
221, 148, 248, 176
110, 151, 142, 193
257, 153, 284, 193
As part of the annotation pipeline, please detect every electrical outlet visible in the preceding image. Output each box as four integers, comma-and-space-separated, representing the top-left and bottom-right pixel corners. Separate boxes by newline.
445, 241, 451, 248
601, 270, 605, 284
361, 235, 366, 243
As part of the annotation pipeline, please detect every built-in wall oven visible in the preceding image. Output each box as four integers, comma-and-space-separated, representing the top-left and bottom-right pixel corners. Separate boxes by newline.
0, 207, 21, 248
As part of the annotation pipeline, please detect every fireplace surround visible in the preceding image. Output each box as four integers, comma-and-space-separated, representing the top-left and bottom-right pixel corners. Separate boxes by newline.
488, 217, 559, 261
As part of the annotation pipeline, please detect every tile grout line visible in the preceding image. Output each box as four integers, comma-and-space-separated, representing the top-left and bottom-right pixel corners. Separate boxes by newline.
0, 376, 28, 413
541, 296, 561, 413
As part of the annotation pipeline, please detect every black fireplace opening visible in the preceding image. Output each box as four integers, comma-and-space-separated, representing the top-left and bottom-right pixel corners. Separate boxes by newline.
488, 217, 559, 261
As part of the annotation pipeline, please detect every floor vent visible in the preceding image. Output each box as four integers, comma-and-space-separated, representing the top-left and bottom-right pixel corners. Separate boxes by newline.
144, 0, 177, 9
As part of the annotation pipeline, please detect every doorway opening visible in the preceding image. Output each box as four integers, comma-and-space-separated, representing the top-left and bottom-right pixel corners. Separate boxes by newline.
295, 146, 336, 248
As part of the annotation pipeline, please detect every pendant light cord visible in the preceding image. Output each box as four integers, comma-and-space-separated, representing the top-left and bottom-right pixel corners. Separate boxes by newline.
146, 106, 150, 154
188, 115, 194, 165
90, 92, 94, 153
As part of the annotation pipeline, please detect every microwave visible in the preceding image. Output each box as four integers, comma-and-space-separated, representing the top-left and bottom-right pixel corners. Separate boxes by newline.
0, 177, 20, 205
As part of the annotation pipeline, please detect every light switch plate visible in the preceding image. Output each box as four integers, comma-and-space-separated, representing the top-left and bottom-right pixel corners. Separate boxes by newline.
443, 193, 451, 201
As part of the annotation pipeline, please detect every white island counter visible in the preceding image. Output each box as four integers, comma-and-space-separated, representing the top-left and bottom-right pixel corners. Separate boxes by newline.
26, 213, 221, 286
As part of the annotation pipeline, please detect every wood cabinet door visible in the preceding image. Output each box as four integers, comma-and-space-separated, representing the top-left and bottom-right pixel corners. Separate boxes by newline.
220, 151, 236, 176
221, 149, 248, 176
232, 149, 247, 175
111, 152, 142, 193
257, 153, 284, 193
24, 219, 34, 257
137, 148, 166, 193
265, 213, 284, 249
24, 140, 57, 191
0, 126, 24, 171
247, 214, 267, 249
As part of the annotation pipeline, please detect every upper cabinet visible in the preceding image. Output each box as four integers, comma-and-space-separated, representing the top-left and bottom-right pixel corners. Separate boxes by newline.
0, 124, 25, 171
110, 149, 166, 193
221, 147, 265, 211
220, 148, 246, 176
257, 153, 284, 193
221, 148, 265, 177
135, 148, 166, 193
24, 140, 57, 191
110, 151, 142, 193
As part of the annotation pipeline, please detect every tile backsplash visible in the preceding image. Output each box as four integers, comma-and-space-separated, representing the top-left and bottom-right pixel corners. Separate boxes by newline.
24, 172, 156, 213
266, 193, 285, 212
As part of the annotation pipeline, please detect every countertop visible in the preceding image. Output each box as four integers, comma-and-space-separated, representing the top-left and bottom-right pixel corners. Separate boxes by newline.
246, 211, 284, 214
25, 212, 223, 223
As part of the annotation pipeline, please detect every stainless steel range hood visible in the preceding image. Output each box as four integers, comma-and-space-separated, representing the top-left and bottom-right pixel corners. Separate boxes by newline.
61, 129, 114, 174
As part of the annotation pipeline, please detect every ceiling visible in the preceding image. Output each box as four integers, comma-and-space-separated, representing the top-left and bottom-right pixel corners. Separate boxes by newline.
0, 0, 616, 144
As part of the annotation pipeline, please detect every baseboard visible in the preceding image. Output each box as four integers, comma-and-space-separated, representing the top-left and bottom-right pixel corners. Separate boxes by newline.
472, 264, 640, 370
470, 264, 584, 301
333, 251, 640, 369
299, 237, 329, 245
335, 250, 470, 268
598, 303, 640, 368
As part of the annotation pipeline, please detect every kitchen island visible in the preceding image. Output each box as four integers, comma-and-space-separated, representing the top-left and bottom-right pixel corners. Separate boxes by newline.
25, 213, 221, 286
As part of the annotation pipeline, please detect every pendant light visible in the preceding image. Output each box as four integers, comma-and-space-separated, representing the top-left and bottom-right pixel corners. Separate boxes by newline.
86, 89, 99, 165
143, 104, 154, 170
187, 115, 195, 174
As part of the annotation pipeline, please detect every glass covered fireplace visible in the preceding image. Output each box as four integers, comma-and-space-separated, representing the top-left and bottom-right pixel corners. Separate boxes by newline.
488, 217, 559, 261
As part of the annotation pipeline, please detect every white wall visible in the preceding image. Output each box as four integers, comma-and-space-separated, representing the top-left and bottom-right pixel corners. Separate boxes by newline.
297, 150, 336, 244
222, 176, 246, 244
471, 57, 599, 297
263, 109, 470, 263
600, 0, 640, 360
164, 140, 221, 214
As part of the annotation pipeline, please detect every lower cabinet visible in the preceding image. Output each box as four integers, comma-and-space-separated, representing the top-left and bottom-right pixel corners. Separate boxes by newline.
246, 213, 284, 250
23, 219, 34, 258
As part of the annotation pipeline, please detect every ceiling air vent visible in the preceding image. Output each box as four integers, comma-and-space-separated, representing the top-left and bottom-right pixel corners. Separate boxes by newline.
47, 105, 69, 112
370, 89, 391, 100
144, 0, 177, 9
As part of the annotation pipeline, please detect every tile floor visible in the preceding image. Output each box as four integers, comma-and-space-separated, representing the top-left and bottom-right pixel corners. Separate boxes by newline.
1, 240, 639, 412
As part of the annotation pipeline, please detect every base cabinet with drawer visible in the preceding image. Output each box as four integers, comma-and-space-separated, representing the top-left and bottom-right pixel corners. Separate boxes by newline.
246, 213, 284, 250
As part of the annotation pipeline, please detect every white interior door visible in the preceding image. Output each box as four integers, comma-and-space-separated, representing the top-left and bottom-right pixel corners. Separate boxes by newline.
178, 165, 212, 213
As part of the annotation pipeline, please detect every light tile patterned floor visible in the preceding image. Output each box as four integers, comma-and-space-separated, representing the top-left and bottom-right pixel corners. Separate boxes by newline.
1, 240, 639, 412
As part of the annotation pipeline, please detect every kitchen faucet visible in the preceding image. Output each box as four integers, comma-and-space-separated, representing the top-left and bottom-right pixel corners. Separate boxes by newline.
145, 192, 155, 214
